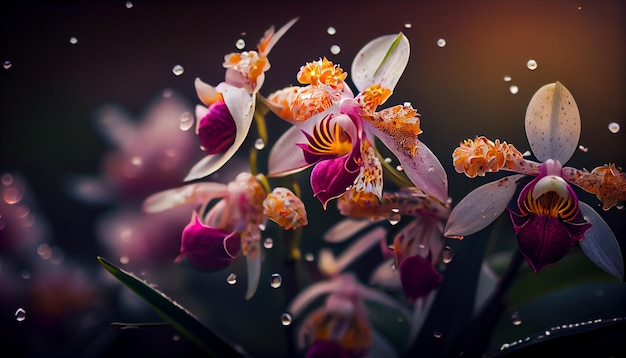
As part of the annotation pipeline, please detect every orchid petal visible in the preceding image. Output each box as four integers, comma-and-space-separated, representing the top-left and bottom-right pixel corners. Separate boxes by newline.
369, 259, 401, 290
444, 174, 525, 238
579, 202, 624, 279
260, 17, 298, 55
351, 33, 410, 92
194, 77, 220, 107
184, 84, 255, 181
142, 182, 229, 213
358, 283, 412, 321
94, 104, 137, 153
525, 81, 580, 163
267, 126, 312, 176
330, 227, 387, 273
324, 218, 379, 243
245, 240, 262, 300
288, 279, 344, 317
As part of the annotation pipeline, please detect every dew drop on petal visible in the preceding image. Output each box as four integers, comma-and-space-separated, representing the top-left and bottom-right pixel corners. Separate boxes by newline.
235, 39, 246, 49
503, 75, 512, 82
4, 187, 22, 204
15, 308, 26, 322
330, 45, 341, 55
263, 238, 273, 249
326, 26, 336, 35
254, 138, 265, 150
125, 1, 133, 8
511, 311, 522, 325
227, 273, 237, 285
281, 313, 292, 326
3, 60, 12, 70
179, 112, 194, 131
172, 65, 184, 76
270, 273, 282, 288
608, 122, 620, 133
437, 38, 446, 47
526, 59, 538, 70
404, 23, 412, 29
509, 85, 519, 94
442, 245, 454, 263
69, 37, 78, 45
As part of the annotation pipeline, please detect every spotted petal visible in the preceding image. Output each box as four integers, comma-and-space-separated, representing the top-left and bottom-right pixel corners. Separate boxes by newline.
525, 82, 580, 163
578, 202, 624, 279
184, 84, 255, 181
351, 33, 410, 92
444, 174, 525, 238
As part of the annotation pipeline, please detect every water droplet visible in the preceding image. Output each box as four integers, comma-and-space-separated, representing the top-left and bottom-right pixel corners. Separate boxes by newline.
172, 65, 184, 76
37, 244, 52, 260
509, 85, 519, 94
396, 165, 403, 172
270, 273, 282, 288
526, 59, 538, 70
437, 38, 446, 47
608, 122, 620, 133
119, 256, 129, 264
1, 173, 13, 185
433, 330, 442, 338
125, 1, 133, 8
69, 37, 78, 45
304, 253, 314, 262
577, 5, 582, 10
280, 313, 292, 326
503, 75, 512, 82
235, 39, 246, 49
511, 311, 522, 325
172, 334, 180, 341
179, 112, 194, 131
404, 23, 412, 29
3, 60, 12, 70
442, 245, 454, 263
227, 273, 237, 285
4, 187, 22, 204
15, 308, 26, 322
254, 138, 265, 150
131, 156, 142, 166
263, 238, 273, 249
578, 144, 588, 152
330, 45, 341, 55
20, 270, 30, 280
500, 343, 510, 350
384, 157, 392, 163
326, 26, 336, 35
388, 208, 401, 225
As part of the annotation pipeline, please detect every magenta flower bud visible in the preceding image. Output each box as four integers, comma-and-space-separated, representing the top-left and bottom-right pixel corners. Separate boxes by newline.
175, 213, 241, 271
198, 100, 236, 155
399, 255, 442, 303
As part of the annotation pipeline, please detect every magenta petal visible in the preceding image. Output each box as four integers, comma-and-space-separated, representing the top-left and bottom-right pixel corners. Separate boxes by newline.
399, 255, 442, 303
306, 340, 351, 358
510, 212, 590, 272
311, 156, 359, 208
177, 216, 241, 272
197, 101, 236, 155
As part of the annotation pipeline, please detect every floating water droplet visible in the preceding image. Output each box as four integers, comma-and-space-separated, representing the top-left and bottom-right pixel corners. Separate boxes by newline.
304, 253, 314, 262
330, 45, 341, 55
131, 156, 142, 166
37, 244, 52, 260
526, 59, 538, 70
404, 23, 412, 29
388, 208, 401, 225
280, 313, 292, 326
3, 60, 12, 70
227, 273, 237, 285
179, 112, 194, 131
608, 122, 620, 133
21, 270, 30, 280
254, 138, 265, 150
172, 65, 184, 76
442, 245, 453, 263
15, 308, 26, 322
3, 187, 22, 204
384, 157, 392, 163
500, 343, 510, 350
396, 165, 403, 172
263, 238, 273, 249
578, 144, 588, 152
433, 330, 442, 338
511, 311, 522, 325
172, 334, 180, 341
270, 273, 282, 288
1, 173, 13, 185
125, 1, 133, 8
326, 26, 336, 35
577, 5, 582, 10
509, 85, 519, 94
69, 37, 78, 45
235, 39, 246, 49
119, 256, 129, 264
437, 38, 446, 47
503, 75, 512, 82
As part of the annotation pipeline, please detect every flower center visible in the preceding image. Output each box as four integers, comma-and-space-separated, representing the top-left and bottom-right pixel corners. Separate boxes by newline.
307, 115, 352, 156
523, 176, 578, 221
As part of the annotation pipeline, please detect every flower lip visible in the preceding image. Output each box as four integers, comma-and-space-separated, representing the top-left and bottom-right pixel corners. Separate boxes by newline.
197, 100, 236, 155
531, 175, 569, 200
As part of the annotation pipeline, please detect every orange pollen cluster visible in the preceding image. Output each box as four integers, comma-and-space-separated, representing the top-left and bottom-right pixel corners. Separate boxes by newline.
356, 84, 393, 113
291, 86, 335, 122
452, 136, 523, 178
262, 188, 308, 230
364, 104, 422, 157
591, 163, 626, 210
297, 57, 347, 91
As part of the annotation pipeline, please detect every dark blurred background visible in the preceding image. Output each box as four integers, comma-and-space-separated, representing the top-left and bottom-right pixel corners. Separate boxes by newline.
1, 1, 624, 357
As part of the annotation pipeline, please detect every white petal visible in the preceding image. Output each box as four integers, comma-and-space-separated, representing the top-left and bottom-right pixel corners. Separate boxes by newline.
245, 240, 262, 300
369, 259, 401, 290
194, 77, 220, 106
262, 17, 299, 55
525, 81, 580, 163
184, 85, 255, 181
194, 104, 208, 135
579, 202, 624, 279
287, 279, 344, 317
324, 218, 378, 243
351, 33, 410, 92
444, 174, 525, 238
141, 182, 228, 213
267, 126, 311, 177
94, 104, 137, 153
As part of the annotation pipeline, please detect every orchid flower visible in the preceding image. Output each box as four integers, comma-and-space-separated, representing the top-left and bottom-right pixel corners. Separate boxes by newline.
142, 172, 271, 299
445, 82, 624, 278
185, 18, 298, 181
265, 33, 448, 209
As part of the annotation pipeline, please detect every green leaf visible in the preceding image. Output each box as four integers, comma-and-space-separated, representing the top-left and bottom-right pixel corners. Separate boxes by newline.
97, 256, 243, 357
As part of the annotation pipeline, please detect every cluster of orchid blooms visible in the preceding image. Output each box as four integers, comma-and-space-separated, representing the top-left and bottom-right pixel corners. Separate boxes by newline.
139, 18, 625, 357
